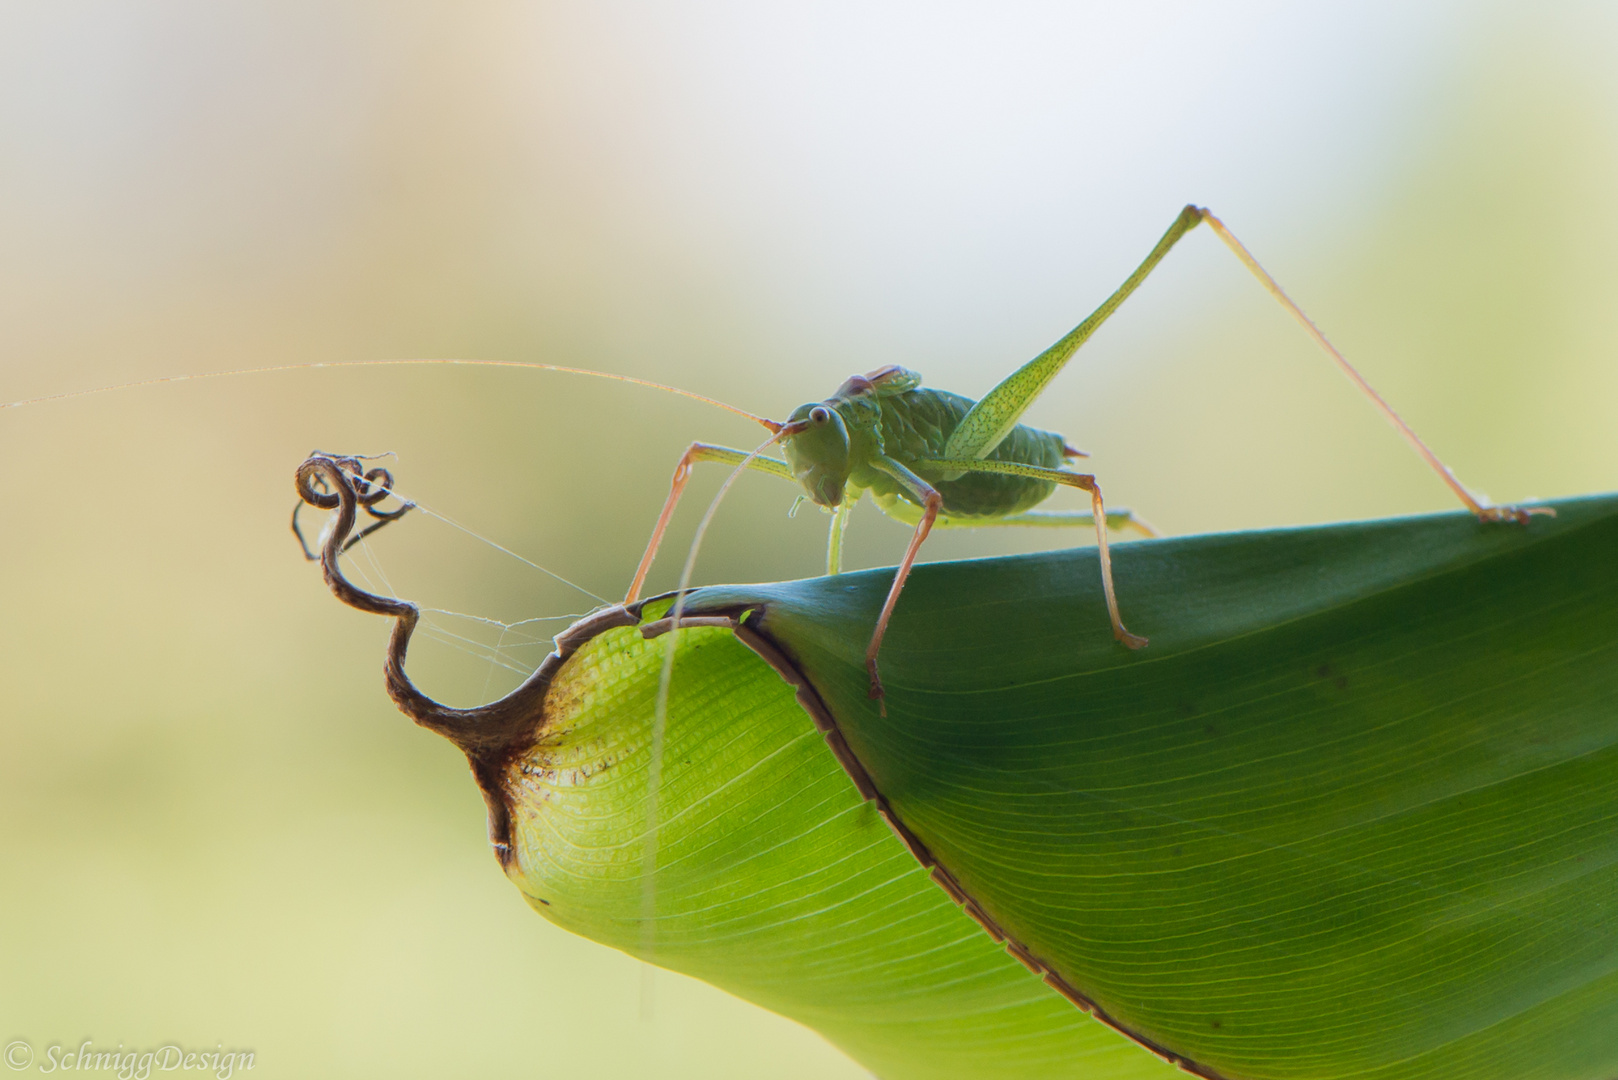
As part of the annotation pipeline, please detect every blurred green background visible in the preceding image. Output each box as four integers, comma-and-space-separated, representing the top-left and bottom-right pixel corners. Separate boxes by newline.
2, 2, 1616, 1077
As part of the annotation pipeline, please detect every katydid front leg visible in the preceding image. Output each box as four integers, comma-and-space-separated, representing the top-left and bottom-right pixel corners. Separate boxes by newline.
625, 443, 794, 604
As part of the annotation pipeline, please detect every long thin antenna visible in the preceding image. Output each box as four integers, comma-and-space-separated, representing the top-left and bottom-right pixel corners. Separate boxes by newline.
0, 358, 780, 431
317, 470, 611, 605
639, 430, 785, 1019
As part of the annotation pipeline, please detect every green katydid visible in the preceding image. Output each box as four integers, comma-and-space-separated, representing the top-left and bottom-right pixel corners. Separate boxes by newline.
622, 204, 1549, 701
13, 205, 1539, 707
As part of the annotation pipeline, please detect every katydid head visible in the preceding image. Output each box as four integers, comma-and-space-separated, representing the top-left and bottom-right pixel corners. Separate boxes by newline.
779, 402, 851, 507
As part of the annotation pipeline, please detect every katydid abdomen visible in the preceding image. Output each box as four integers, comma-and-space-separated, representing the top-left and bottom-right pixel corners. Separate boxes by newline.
858, 386, 1067, 520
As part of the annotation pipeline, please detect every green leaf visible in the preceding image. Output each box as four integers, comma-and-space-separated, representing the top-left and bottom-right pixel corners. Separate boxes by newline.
508, 608, 1173, 1080
489, 494, 1618, 1079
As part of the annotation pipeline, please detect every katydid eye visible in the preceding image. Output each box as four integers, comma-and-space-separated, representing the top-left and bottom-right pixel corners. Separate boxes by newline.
809, 406, 831, 425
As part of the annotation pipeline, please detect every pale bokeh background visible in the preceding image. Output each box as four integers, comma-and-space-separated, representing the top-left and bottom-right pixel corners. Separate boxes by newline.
2, 3, 1616, 1077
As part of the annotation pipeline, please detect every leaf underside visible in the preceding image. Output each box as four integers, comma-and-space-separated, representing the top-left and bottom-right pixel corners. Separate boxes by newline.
507, 494, 1618, 1080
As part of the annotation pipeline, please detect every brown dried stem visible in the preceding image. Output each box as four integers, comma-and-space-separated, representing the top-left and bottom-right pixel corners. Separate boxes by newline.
293, 452, 637, 862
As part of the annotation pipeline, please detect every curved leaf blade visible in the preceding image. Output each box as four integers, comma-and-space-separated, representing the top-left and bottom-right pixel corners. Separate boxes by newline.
505, 609, 1179, 1079
685, 495, 1618, 1079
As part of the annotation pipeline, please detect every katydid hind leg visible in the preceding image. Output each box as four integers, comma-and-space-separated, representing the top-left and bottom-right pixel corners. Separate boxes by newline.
1197, 208, 1551, 524
944, 205, 1206, 462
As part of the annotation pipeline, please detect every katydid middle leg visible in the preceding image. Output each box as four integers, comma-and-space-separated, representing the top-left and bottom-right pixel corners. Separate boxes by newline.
826, 498, 854, 576
865, 456, 944, 705
855, 498, 1154, 701
922, 457, 1148, 650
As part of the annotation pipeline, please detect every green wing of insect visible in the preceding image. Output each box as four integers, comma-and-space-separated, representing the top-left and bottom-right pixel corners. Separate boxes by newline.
866, 365, 925, 396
